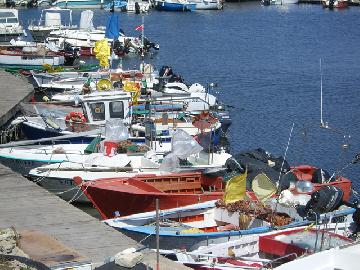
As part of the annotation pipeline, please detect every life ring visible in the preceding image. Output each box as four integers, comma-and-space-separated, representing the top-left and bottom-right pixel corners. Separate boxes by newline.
65, 112, 87, 124
96, 79, 112, 91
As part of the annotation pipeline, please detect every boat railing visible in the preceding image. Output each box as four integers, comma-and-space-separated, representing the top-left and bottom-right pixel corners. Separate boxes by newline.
263, 252, 298, 269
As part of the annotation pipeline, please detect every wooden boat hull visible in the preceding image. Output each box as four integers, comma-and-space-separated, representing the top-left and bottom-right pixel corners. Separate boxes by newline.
75, 173, 224, 219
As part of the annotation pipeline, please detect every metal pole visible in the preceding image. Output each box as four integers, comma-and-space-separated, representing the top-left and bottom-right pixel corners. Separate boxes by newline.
141, 15, 145, 59
156, 198, 160, 270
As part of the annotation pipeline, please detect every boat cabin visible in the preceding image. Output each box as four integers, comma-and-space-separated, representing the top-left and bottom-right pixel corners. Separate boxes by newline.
0, 9, 20, 26
0, 9, 23, 41
81, 92, 132, 125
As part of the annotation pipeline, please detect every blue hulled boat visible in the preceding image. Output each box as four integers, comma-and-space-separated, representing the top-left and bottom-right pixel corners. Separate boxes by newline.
155, 0, 196, 11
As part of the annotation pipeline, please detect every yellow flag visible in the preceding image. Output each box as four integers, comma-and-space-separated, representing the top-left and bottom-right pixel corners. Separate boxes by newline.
94, 39, 110, 68
223, 172, 247, 204
131, 91, 141, 106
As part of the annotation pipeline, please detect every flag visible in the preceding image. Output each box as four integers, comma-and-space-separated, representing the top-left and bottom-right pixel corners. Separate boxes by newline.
94, 39, 110, 68
223, 172, 247, 204
105, 13, 120, 40
135, 24, 144, 31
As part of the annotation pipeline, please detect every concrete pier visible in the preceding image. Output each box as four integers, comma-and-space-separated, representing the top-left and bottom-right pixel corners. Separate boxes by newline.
0, 71, 188, 269
0, 71, 33, 127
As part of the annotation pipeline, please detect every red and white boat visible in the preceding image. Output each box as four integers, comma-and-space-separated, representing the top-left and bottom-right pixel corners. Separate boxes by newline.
161, 227, 353, 270
291, 165, 352, 202
322, 0, 348, 8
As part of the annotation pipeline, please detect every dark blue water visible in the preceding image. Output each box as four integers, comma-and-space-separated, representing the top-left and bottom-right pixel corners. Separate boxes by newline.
18, 4, 360, 191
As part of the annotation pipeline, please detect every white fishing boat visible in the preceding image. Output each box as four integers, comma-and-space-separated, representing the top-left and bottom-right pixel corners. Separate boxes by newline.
262, 0, 298, 5
126, 0, 152, 12
0, 9, 24, 42
0, 143, 90, 176
14, 90, 224, 148
29, 150, 230, 203
159, 224, 355, 270
31, 68, 144, 92
191, 0, 222, 10
28, 8, 77, 42
51, 0, 111, 8
0, 44, 65, 66
276, 242, 360, 270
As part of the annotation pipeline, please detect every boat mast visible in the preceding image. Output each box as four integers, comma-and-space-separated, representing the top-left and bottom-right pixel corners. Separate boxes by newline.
141, 15, 145, 59
320, 58, 324, 127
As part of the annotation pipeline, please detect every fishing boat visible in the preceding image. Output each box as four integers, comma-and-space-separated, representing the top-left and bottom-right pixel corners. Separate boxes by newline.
125, 0, 152, 12
191, 0, 222, 10
158, 226, 354, 269
225, 149, 352, 202
276, 242, 360, 270
0, 44, 66, 67
46, 11, 159, 57
0, 9, 24, 42
262, 0, 298, 5
51, 0, 111, 8
76, 151, 353, 219
14, 89, 225, 146
322, 0, 348, 8
0, 143, 91, 176
103, 193, 356, 251
28, 8, 77, 43
104, 0, 127, 10
28, 150, 230, 203
155, 0, 197, 11
74, 172, 225, 218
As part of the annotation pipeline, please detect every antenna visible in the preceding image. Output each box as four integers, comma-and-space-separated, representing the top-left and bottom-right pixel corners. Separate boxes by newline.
320, 59, 328, 129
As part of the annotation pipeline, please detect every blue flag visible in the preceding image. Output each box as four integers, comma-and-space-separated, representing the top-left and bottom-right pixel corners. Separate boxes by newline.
105, 13, 120, 40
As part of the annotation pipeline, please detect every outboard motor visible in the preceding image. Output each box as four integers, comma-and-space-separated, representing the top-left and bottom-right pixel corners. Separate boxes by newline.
27, 0, 38, 7
213, 110, 232, 134
112, 40, 126, 56
168, 74, 184, 83
6, 0, 15, 7
62, 42, 79, 66
159, 66, 173, 77
302, 185, 344, 219
135, 2, 141, 14
139, 35, 160, 52
329, 0, 335, 8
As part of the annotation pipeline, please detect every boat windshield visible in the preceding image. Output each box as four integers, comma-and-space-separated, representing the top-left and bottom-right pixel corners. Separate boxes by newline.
0, 12, 16, 18
89, 102, 106, 121
109, 101, 124, 119
7, 18, 18, 23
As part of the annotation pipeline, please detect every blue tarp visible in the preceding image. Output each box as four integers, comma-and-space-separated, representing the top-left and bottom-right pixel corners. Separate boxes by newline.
105, 13, 120, 40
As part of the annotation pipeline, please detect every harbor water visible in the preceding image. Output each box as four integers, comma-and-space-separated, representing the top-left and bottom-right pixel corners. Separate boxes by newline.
18, 3, 360, 194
